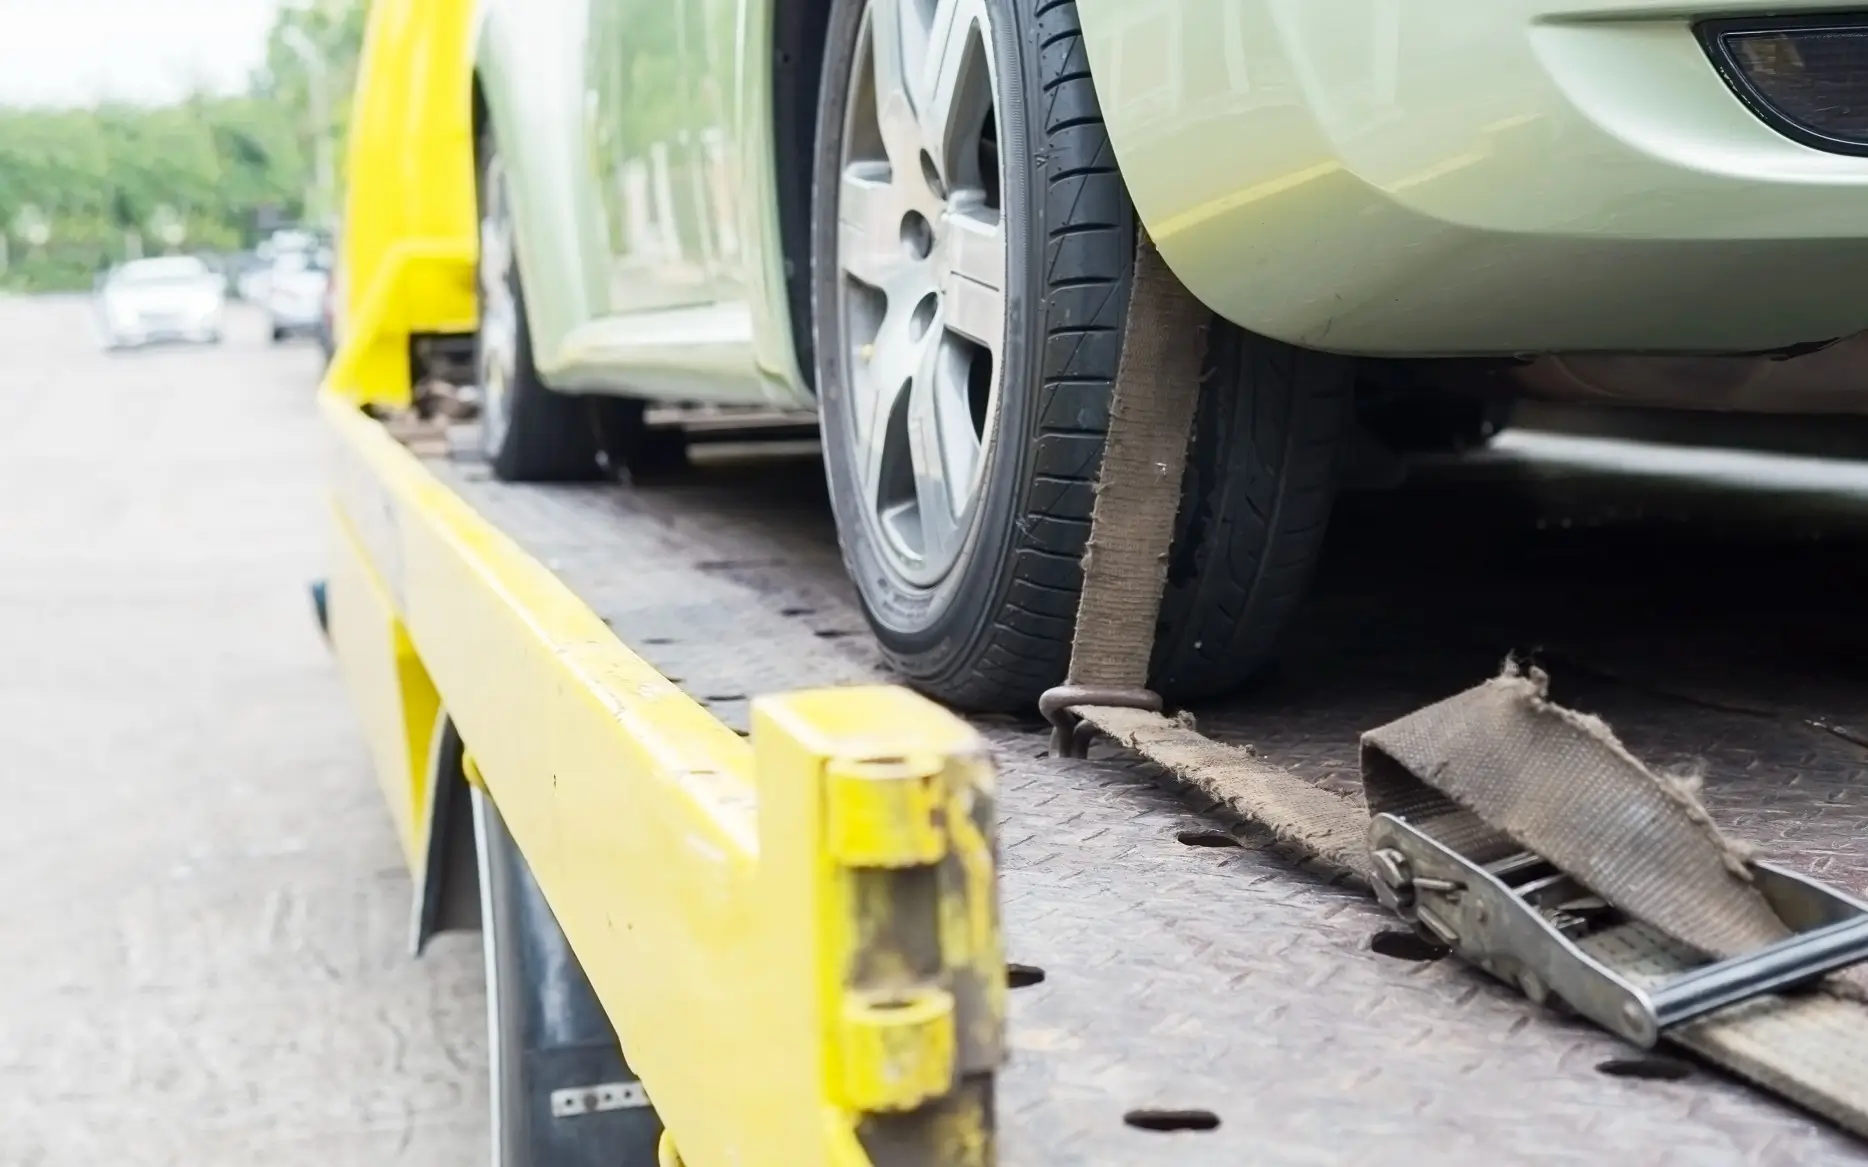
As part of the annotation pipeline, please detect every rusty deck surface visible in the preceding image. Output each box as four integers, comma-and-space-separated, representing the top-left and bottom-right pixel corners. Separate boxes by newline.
433, 426, 1868, 1166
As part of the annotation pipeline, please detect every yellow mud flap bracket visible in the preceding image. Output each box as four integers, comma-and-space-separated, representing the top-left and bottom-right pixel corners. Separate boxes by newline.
749, 696, 1003, 1165
318, 392, 1002, 1166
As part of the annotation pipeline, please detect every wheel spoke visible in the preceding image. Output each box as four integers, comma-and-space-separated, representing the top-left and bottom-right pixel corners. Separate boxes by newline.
866, 0, 925, 182
939, 206, 1003, 353
860, 366, 912, 508
867, 0, 912, 119
479, 212, 509, 298
835, 0, 1003, 586
930, 339, 984, 508
916, 0, 991, 180
855, 301, 922, 501
478, 257, 514, 368
906, 327, 974, 560
837, 163, 903, 290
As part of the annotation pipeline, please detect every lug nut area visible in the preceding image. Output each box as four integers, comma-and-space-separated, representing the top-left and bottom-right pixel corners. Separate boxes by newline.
919, 149, 946, 199
901, 210, 934, 260
909, 292, 938, 341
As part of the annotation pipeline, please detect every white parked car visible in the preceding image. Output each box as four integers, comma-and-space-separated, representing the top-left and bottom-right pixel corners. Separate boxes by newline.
265, 250, 332, 343
95, 256, 225, 351
236, 263, 272, 305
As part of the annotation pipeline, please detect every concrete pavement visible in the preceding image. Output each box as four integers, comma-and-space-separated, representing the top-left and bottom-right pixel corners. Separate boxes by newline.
0, 298, 485, 1165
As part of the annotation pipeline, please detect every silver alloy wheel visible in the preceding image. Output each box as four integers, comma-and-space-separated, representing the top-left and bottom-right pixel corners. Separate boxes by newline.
835, 0, 1007, 588
477, 152, 519, 458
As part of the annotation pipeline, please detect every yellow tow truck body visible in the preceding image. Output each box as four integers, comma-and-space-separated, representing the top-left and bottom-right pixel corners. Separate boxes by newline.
320, 2, 1003, 1163
316, 1, 1868, 1163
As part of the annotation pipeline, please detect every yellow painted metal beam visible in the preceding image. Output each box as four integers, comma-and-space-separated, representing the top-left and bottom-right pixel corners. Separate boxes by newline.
323, 499, 438, 872
319, 390, 1002, 1165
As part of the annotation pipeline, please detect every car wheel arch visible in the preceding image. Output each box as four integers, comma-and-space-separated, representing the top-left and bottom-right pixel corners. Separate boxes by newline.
770, 0, 837, 397
468, 9, 608, 385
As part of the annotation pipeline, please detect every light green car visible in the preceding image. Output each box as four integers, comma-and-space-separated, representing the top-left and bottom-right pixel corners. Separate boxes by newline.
470, 0, 1868, 710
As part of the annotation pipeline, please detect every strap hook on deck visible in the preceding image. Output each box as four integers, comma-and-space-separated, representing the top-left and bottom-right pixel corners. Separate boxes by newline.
1038, 685, 1163, 759
1042, 233, 1209, 760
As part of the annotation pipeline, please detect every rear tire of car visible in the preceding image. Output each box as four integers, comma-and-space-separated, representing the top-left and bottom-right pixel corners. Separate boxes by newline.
1147, 328, 1351, 701
589, 398, 691, 482
1362, 391, 1514, 455
812, 0, 1350, 711
475, 128, 605, 483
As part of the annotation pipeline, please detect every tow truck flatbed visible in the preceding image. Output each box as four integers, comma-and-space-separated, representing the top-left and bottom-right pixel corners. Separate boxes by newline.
340, 406, 1866, 1164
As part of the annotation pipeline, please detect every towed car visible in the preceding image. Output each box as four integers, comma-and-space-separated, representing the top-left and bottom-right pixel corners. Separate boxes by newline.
95, 256, 224, 350
445, 0, 1868, 712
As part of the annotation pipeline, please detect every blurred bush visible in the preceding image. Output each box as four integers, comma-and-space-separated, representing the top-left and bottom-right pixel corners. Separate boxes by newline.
0, 0, 364, 292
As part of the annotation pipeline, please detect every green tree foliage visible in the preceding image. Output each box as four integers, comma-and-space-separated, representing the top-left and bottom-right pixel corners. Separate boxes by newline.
0, 0, 365, 291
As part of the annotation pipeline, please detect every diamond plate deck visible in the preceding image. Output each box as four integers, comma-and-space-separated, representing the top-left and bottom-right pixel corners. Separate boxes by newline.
429, 432, 1868, 1165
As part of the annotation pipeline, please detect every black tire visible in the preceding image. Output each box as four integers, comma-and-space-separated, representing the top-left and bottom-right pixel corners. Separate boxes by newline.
812, 0, 1350, 711
589, 397, 690, 482
269, 325, 286, 343
1360, 386, 1513, 455
473, 784, 662, 1166
1149, 329, 1351, 700
475, 128, 605, 482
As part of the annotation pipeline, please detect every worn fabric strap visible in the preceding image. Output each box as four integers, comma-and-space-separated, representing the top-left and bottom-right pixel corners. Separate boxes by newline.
1078, 706, 1369, 873
1063, 233, 1210, 691
1055, 224, 1868, 1140
1362, 666, 1788, 956
1083, 664, 1868, 1136
1057, 235, 1371, 870
1363, 665, 1868, 1139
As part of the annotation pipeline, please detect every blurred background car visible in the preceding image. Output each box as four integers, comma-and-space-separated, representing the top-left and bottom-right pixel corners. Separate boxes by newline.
316, 250, 342, 365
233, 228, 328, 306
231, 251, 273, 304
93, 255, 225, 351
265, 247, 332, 344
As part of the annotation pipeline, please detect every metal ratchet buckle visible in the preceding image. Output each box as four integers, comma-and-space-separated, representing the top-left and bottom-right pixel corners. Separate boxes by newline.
1368, 813, 1868, 1047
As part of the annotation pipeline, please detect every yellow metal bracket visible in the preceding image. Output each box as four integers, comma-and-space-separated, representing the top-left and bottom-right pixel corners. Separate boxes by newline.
319, 390, 1003, 1165
323, 0, 479, 411
758, 692, 1003, 1158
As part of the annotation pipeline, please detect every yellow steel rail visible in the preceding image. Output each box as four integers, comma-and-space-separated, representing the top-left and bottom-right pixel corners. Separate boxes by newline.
319, 390, 1002, 1165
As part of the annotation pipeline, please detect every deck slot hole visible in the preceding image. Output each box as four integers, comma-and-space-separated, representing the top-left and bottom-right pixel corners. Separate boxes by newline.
1596, 1056, 1692, 1081
1124, 1109, 1220, 1133
1369, 930, 1447, 962
1176, 830, 1241, 848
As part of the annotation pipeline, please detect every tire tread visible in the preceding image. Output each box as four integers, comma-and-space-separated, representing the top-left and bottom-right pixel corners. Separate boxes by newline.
818, 0, 1344, 711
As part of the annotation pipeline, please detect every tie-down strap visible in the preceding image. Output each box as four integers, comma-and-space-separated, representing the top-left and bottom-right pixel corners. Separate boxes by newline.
1039, 232, 1208, 758
1362, 664, 1868, 1139
1047, 229, 1868, 1138
1075, 671, 1868, 1139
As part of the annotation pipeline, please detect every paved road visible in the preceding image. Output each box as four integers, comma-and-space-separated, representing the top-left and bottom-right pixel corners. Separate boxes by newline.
0, 298, 484, 1165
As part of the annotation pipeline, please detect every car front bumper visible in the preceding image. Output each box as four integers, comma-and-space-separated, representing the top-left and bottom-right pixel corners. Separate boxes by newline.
108, 319, 220, 347
1082, 0, 1868, 357
270, 305, 325, 333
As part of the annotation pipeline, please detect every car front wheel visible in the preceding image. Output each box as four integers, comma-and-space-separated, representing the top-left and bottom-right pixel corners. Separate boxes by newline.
811, 0, 1351, 711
